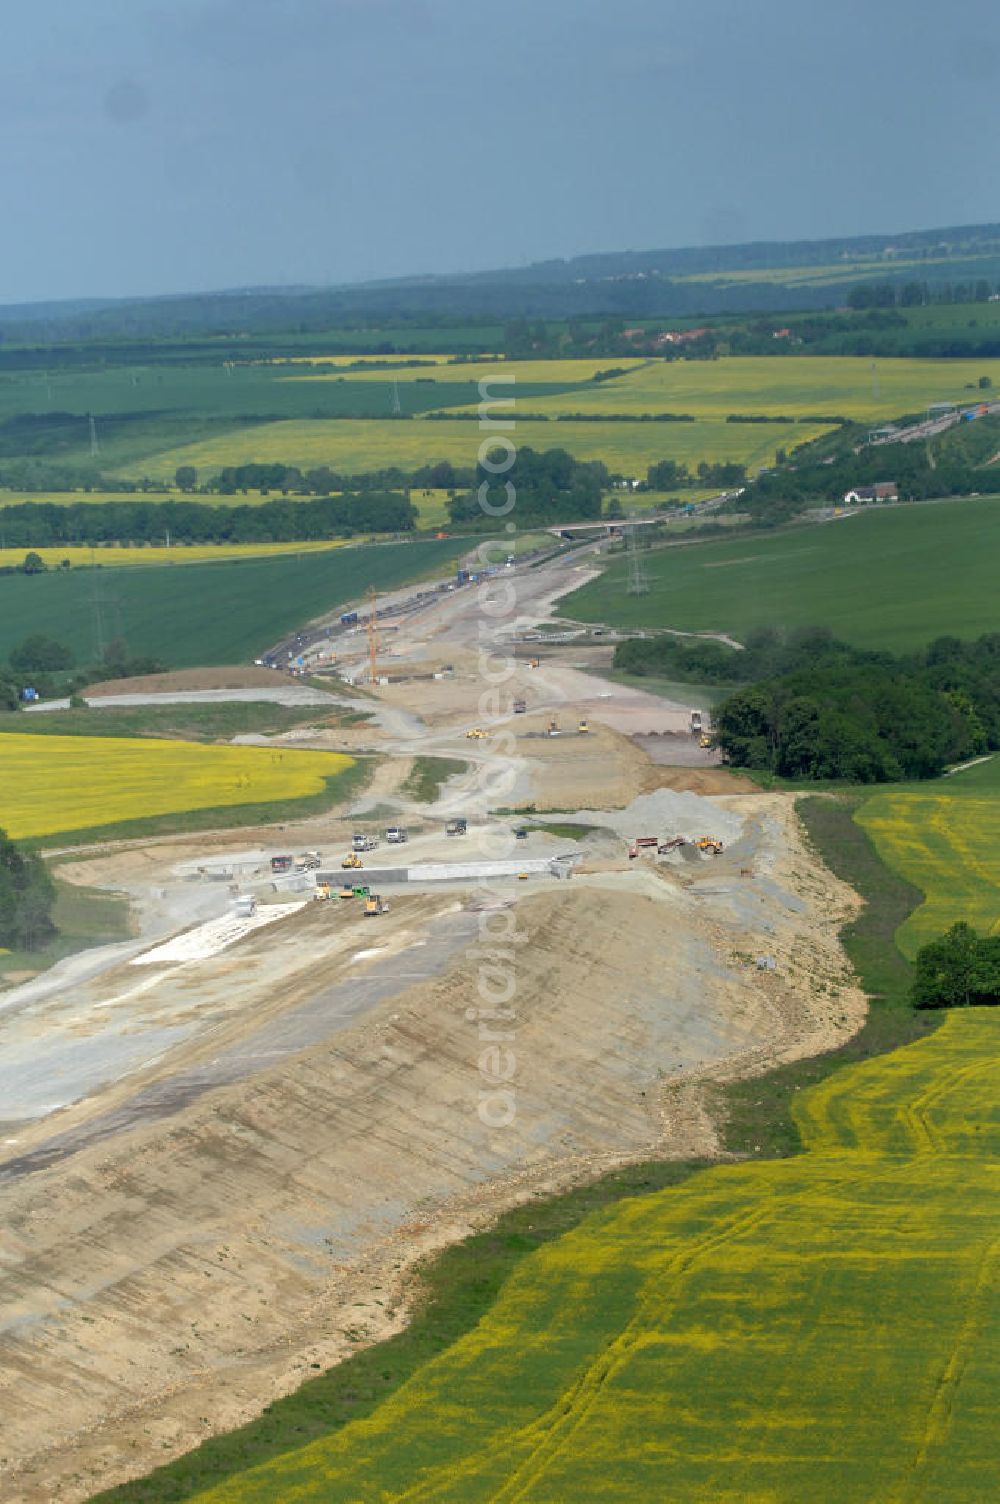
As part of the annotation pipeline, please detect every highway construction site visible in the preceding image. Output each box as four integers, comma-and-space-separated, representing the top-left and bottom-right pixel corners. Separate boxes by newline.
0, 543, 867, 1503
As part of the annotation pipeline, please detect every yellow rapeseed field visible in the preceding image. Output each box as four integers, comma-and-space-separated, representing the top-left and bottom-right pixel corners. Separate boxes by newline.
137, 416, 822, 482
191, 1009, 1000, 1503
0, 542, 349, 570
856, 789, 1000, 956
284, 357, 647, 385
0, 734, 354, 839
445, 354, 1000, 422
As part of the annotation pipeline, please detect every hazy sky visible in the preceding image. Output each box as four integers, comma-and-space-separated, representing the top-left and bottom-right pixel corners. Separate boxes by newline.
3, 0, 999, 304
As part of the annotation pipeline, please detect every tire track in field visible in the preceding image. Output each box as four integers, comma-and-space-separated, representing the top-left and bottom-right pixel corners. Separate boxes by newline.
886, 1235, 999, 1503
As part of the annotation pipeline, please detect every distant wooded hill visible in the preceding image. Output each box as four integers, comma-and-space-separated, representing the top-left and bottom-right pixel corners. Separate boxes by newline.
5, 223, 1000, 339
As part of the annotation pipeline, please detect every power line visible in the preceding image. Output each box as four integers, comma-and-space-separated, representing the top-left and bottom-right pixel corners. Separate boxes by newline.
626, 523, 649, 595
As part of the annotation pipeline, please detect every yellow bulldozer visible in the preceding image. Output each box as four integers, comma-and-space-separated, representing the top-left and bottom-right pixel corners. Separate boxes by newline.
341, 852, 364, 869
696, 836, 724, 855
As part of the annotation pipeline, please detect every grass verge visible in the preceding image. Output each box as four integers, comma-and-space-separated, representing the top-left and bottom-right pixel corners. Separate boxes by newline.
0, 704, 367, 743
399, 756, 466, 804
0, 876, 132, 981
85, 791, 933, 1504
716, 795, 937, 1158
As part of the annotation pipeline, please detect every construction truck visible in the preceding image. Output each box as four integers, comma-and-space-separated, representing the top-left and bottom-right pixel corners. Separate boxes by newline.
699, 734, 712, 749
232, 895, 257, 918
341, 852, 364, 869
313, 882, 331, 901
270, 854, 294, 874
515, 827, 529, 841
352, 833, 377, 852
338, 883, 355, 899
385, 825, 408, 844
696, 836, 724, 855
690, 710, 704, 735
528, 657, 540, 669
446, 817, 468, 836
513, 697, 527, 714
298, 850, 322, 869
364, 893, 387, 917
466, 727, 489, 739
547, 719, 559, 736
578, 719, 590, 734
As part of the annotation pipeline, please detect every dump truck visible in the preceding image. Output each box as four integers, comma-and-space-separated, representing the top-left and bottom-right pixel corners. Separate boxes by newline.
513, 697, 527, 714
385, 826, 407, 844
270, 854, 293, 874
364, 893, 387, 917
352, 833, 377, 852
578, 719, 590, 734
297, 850, 322, 869
341, 852, 364, 869
515, 827, 529, 841
232, 895, 257, 918
313, 882, 331, 901
446, 817, 468, 836
690, 710, 703, 734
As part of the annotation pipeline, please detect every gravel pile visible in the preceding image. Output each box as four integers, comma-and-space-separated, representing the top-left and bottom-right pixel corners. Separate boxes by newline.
558, 788, 745, 845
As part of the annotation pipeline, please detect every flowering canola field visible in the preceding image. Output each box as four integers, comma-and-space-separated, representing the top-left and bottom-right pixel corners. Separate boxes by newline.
192, 1009, 1000, 1503
856, 791, 1000, 957
0, 541, 349, 569
0, 734, 353, 839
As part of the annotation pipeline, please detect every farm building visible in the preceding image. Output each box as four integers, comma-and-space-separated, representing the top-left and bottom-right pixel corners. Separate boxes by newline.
843, 481, 898, 504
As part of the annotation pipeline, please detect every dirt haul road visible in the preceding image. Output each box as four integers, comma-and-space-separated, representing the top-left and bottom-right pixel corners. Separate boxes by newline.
0, 797, 865, 1503
1, 548, 860, 1501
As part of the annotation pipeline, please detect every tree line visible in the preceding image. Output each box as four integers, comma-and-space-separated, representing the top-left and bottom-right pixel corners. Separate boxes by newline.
0, 491, 417, 547
709, 631, 1000, 782
618, 628, 1000, 783
731, 414, 1000, 526
446, 446, 607, 527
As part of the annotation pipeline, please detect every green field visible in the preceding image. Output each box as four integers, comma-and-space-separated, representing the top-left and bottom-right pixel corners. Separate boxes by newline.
132, 416, 819, 483
0, 539, 465, 669
6, 354, 997, 497
179, 1007, 998, 1504
560, 497, 1000, 650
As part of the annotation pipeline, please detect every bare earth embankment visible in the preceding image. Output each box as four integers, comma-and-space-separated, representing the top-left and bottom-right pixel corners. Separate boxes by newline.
0, 791, 863, 1503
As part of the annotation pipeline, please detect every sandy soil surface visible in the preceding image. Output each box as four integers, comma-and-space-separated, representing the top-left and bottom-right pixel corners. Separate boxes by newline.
0, 545, 868, 1502
0, 793, 865, 1503
84, 667, 296, 695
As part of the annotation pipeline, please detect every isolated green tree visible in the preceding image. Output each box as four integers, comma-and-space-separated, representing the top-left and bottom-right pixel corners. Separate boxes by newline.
175, 465, 198, 491
911, 922, 986, 1009
22, 551, 46, 574
9, 635, 74, 674
0, 829, 56, 951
